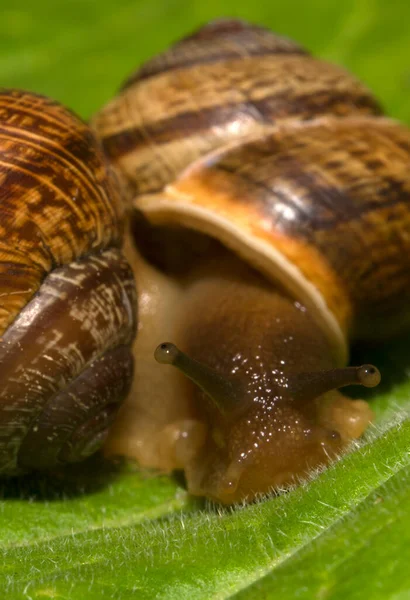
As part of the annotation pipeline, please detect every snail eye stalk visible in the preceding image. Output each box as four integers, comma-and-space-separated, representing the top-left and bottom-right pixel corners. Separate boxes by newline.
289, 364, 381, 402
155, 342, 240, 414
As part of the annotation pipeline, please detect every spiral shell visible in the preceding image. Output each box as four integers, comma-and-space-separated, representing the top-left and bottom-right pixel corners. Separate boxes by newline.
92, 20, 410, 364
0, 89, 137, 474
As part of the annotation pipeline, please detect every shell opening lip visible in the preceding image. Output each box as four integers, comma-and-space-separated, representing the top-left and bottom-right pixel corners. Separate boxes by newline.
137, 194, 348, 367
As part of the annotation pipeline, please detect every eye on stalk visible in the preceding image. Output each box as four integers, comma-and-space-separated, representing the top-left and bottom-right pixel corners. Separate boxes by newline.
155, 342, 241, 413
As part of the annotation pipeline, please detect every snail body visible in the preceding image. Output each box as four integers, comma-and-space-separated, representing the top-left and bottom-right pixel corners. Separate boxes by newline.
0, 90, 136, 473
91, 19, 410, 503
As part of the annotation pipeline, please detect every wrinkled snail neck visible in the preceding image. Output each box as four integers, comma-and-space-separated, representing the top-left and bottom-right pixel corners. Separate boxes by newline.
155, 342, 381, 414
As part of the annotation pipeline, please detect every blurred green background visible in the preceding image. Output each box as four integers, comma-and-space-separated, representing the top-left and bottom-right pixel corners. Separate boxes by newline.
0, 0, 410, 123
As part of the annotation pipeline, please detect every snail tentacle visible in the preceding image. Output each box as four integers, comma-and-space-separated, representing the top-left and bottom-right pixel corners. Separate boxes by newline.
155, 342, 240, 414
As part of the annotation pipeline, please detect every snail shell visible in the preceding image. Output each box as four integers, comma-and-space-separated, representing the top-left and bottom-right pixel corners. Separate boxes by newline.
92, 20, 410, 503
92, 19, 410, 359
0, 90, 137, 474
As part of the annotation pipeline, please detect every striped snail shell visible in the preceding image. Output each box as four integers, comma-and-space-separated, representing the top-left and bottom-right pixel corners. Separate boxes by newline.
0, 90, 137, 474
91, 19, 410, 504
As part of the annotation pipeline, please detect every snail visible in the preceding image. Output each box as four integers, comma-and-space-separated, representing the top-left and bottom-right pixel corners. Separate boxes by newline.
91, 18, 410, 504
0, 89, 137, 474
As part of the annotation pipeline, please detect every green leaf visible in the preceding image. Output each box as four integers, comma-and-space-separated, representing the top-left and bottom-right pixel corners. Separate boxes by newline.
1, 1, 410, 598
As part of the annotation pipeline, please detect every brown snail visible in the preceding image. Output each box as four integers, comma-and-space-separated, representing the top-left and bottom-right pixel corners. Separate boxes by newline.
2, 18, 410, 507
90, 18, 410, 504
0, 89, 137, 474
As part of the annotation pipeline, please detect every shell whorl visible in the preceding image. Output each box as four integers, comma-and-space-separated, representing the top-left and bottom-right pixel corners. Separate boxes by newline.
0, 89, 124, 336
0, 90, 137, 473
91, 18, 382, 199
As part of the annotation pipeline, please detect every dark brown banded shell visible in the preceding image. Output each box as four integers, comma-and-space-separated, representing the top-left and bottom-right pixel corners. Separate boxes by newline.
92, 20, 381, 199
139, 116, 410, 343
0, 89, 124, 337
